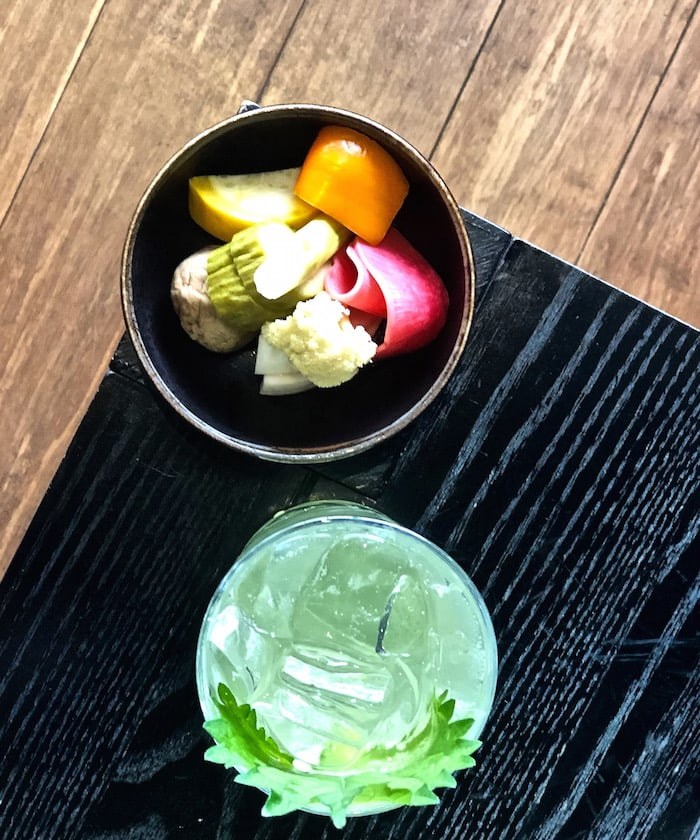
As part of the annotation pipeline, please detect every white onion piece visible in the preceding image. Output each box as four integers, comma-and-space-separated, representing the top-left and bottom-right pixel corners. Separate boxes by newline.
254, 333, 298, 375
260, 372, 315, 396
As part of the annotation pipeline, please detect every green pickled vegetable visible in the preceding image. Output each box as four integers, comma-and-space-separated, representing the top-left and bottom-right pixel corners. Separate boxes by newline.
231, 216, 350, 301
206, 231, 324, 332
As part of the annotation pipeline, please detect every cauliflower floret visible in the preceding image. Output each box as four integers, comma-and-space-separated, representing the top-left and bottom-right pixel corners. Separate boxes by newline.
261, 292, 377, 388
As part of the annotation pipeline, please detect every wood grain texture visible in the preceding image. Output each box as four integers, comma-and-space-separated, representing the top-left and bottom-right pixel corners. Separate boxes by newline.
0, 373, 317, 839
579, 8, 700, 328
0, 0, 105, 223
0, 0, 304, 576
0, 229, 697, 838
382, 242, 700, 837
431, 0, 695, 308
261, 0, 502, 156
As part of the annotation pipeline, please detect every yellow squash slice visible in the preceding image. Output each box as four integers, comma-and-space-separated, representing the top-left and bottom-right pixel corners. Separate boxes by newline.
189, 168, 317, 241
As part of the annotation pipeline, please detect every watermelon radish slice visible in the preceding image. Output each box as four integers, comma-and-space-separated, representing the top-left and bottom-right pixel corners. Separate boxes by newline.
347, 307, 383, 338
326, 228, 449, 359
326, 248, 387, 316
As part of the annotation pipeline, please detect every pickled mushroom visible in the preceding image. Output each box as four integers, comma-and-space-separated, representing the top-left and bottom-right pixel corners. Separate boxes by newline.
170, 248, 255, 352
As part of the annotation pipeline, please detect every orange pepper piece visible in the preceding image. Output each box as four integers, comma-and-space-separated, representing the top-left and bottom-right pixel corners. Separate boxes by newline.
294, 126, 409, 245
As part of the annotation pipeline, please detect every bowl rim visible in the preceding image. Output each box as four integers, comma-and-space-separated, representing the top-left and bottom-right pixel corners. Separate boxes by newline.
120, 102, 476, 463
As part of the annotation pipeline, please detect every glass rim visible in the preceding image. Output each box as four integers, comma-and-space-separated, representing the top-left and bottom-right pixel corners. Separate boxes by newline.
195, 510, 499, 820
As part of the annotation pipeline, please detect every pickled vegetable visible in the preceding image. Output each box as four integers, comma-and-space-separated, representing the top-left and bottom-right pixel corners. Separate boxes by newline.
295, 126, 409, 245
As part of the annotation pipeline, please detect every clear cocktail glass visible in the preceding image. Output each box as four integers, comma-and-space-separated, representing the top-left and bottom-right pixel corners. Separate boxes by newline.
196, 501, 498, 827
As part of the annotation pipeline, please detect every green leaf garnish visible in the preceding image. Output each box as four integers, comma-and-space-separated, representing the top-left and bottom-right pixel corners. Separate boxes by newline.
203, 683, 293, 771
203, 684, 481, 829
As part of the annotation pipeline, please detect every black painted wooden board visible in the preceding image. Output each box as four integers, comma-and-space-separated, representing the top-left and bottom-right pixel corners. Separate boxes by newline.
1, 211, 698, 840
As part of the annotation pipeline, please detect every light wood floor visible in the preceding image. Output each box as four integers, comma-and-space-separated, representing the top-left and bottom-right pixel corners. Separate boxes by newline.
1, 0, 698, 576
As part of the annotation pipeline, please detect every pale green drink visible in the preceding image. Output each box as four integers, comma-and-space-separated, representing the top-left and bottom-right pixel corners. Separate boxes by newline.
196, 501, 498, 827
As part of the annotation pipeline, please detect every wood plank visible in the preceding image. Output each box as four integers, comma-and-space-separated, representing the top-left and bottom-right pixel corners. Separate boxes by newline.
431, 0, 695, 280
578, 10, 700, 328
0, 0, 105, 223
0, 0, 304, 576
261, 0, 502, 155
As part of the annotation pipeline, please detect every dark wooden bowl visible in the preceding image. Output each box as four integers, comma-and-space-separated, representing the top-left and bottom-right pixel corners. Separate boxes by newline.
121, 104, 474, 462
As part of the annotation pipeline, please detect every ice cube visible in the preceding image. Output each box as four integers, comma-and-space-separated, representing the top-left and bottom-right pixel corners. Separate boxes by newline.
257, 640, 393, 751
203, 602, 284, 704
252, 533, 437, 760
233, 533, 330, 641
376, 572, 430, 657
282, 645, 390, 703
257, 683, 365, 768
290, 531, 413, 649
